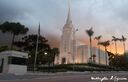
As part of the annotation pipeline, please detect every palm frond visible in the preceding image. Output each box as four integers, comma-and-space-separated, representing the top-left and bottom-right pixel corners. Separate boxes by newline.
86, 27, 94, 37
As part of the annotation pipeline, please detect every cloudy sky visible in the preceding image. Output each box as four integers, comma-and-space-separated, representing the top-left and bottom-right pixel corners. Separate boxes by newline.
0, 0, 128, 54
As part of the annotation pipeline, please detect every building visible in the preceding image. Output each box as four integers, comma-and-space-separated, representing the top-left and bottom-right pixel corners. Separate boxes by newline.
58, 0, 77, 64
56, 0, 108, 65
100, 50, 107, 65
77, 45, 89, 63
0, 50, 28, 75
91, 47, 108, 65
76, 45, 107, 65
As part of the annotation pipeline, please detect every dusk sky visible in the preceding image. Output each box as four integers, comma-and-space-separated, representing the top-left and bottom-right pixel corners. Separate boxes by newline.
0, 0, 128, 54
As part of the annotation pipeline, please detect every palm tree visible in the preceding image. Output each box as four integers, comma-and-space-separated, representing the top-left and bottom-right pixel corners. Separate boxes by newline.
112, 36, 120, 54
0, 21, 28, 49
94, 35, 102, 64
121, 35, 127, 54
98, 40, 110, 65
86, 28, 94, 63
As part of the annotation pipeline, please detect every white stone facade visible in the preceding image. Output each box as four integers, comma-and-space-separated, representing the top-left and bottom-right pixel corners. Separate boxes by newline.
0, 50, 28, 75
58, 0, 77, 64
77, 45, 89, 63
56, 0, 108, 65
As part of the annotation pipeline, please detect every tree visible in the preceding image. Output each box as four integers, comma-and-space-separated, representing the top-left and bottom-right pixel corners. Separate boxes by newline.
13, 34, 50, 66
107, 50, 128, 70
107, 51, 115, 66
0, 46, 9, 52
121, 35, 127, 54
112, 36, 120, 54
94, 35, 102, 64
50, 48, 60, 64
0, 21, 29, 49
98, 40, 110, 65
86, 28, 94, 63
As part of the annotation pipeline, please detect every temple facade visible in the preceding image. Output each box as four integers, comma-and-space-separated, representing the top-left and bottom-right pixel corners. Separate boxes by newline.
55, 0, 107, 65
58, 0, 77, 64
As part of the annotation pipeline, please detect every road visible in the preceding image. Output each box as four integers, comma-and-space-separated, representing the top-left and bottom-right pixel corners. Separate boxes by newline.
0, 72, 128, 82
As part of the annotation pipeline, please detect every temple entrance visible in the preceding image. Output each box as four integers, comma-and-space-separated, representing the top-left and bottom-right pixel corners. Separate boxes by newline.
61, 58, 66, 64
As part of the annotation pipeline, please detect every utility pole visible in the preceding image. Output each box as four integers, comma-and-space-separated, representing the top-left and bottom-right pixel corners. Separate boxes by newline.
34, 23, 40, 72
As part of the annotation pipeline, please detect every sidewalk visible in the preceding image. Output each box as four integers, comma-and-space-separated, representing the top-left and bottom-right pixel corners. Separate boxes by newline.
0, 71, 91, 80
25, 71, 91, 76
0, 71, 126, 81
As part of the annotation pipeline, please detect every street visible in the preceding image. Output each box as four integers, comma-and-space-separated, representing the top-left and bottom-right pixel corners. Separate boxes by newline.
0, 72, 128, 82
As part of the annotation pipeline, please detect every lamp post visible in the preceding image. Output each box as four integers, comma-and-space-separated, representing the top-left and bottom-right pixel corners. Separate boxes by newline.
72, 28, 78, 71
44, 52, 47, 55
47, 52, 51, 73
44, 52, 50, 73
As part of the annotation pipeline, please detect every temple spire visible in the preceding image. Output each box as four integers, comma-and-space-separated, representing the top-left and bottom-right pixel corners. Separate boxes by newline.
66, 0, 72, 24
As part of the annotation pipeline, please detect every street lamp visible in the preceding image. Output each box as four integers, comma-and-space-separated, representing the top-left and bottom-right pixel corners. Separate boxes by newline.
72, 28, 78, 71
28, 55, 31, 58
44, 52, 50, 73
44, 52, 47, 55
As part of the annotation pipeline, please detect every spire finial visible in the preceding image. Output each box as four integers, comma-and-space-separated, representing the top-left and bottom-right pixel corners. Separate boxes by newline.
66, 0, 72, 24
